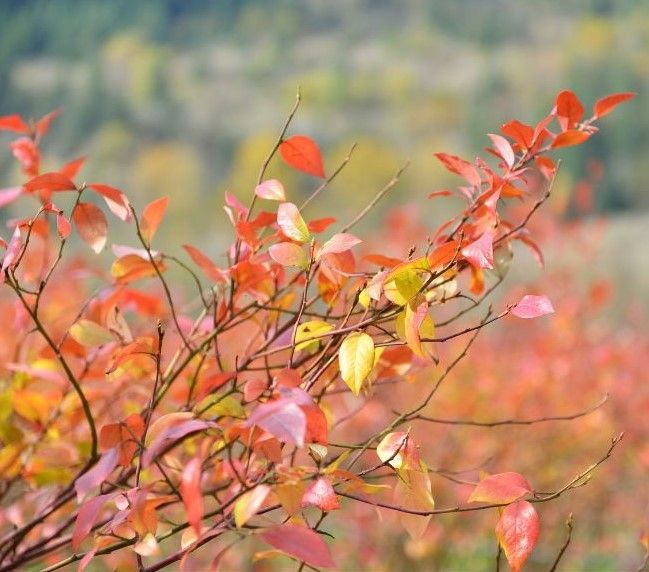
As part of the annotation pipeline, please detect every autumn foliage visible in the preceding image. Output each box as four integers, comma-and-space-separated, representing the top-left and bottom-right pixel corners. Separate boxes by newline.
0, 90, 636, 571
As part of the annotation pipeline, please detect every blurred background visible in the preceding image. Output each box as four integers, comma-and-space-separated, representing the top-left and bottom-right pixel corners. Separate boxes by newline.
1, 1, 648, 570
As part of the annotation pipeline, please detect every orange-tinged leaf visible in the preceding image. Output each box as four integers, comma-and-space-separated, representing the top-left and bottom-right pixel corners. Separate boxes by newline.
255, 179, 286, 201
555, 90, 584, 131
363, 253, 401, 268
11, 389, 55, 425
60, 156, 86, 179
276, 480, 306, 516
279, 135, 325, 178
88, 183, 131, 222
501, 120, 534, 149
468, 472, 532, 504
73, 202, 108, 253
434, 152, 481, 187
23, 172, 76, 193
111, 254, 163, 284
496, 500, 540, 572
269, 242, 308, 269
72, 494, 114, 551
307, 217, 336, 233
35, 108, 62, 137
0, 114, 30, 133
181, 457, 204, 535
141, 196, 169, 244
551, 130, 590, 149
261, 524, 335, 568
234, 484, 271, 527
377, 432, 415, 469
182, 244, 226, 283
593, 92, 636, 119
277, 202, 311, 243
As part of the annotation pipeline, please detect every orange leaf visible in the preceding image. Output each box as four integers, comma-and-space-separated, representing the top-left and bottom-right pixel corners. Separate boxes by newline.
551, 130, 590, 149
181, 458, 204, 535
73, 202, 108, 253
555, 90, 584, 131
141, 196, 169, 244
593, 92, 636, 119
88, 183, 131, 222
279, 135, 325, 178
23, 172, 76, 193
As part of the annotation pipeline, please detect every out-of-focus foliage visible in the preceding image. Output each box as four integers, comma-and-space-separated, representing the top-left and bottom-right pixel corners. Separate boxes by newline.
0, 0, 647, 242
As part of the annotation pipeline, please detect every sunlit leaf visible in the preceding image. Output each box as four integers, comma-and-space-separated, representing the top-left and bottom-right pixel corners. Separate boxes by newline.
339, 332, 375, 396
73, 202, 108, 253
496, 500, 540, 572
279, 135, 325, 178
234, 484, 271, 527
277, 202, 311, 243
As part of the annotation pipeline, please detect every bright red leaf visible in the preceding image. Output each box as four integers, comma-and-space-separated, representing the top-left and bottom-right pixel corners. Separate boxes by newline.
180, 457, 204, 535
593, 92, 636, 119
141, 196, 169, 244
279, 135, 325, 178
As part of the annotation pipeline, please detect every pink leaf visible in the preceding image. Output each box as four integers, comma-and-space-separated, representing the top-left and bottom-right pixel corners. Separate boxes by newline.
72, 494, 115, 551
302, 477, 340, 511
468, 472, 532, 504
488, 134, 515, 168
75, 447, 119, 502
255, 179, 286, 201
269, 242, 308, 268
180, 457, 204, 535
461, 230, 495, 269
0, 187, 22, 208
496, 501, 540, 572
319, 233, 362, 257
511, 295, 555, 319
142, 419, 214, 467
246, 399, 306, 447
261, 524, 335, 568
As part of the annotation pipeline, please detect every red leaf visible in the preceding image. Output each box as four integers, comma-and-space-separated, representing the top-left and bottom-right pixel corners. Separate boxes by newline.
511, 295, 555, 319
88, 183, 131, 222
279, 135, 325, 178
60, 156, 86, 179
0, 114, 30, 134
555, 90, 584, 131
593, 92, 636, 119
500, 120, 534, 150
74, 447, 119, 502
261, 524, 335, 568
180, 457, 204, 535
307, 217, 336, 233
35, 108, 62, 137
141, 196, 169, 243
23, 172, 76, 193
255, 179, 286, 201
468, 472, 532, 504
551, 130, 590, 149
246, 399, 306, 447
182, 244, 227, 283
496, 501, 540, 572
73, 202, 108, 253
461, 231, 495, 269
434, 152, 481, 187
72, 494, 114, 551
302, 477, 340, 511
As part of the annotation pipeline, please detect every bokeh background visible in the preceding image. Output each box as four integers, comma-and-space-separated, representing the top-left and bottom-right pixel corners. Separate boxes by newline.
1, 1, 648, 570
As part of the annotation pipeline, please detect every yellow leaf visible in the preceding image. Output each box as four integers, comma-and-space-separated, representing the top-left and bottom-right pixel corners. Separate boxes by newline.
339, 333, 375, 396
234, 484, 271, 527
295, 320, 334, 352
69, 319, 115, 347
12, 389, 56, 425
276, 480, 306, 516
383, 269, 424, 306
